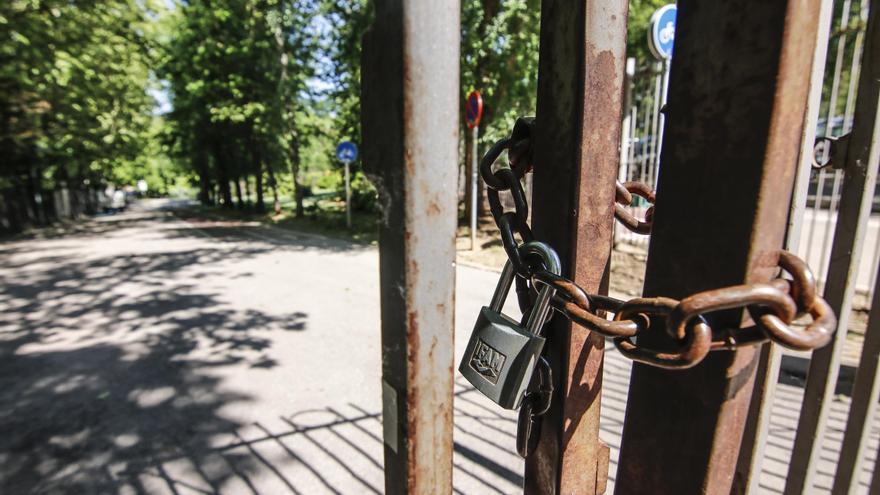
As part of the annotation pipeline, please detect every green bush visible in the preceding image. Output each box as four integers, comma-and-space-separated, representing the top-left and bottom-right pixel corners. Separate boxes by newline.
350, 171, 378, 213
311, 170, 340, 192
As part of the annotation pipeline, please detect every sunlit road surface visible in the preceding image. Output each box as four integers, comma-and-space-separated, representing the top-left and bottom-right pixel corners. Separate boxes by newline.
0, 199, 876, 494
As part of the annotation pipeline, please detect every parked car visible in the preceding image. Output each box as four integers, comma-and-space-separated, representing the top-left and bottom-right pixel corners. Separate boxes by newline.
100, 187, 128, 213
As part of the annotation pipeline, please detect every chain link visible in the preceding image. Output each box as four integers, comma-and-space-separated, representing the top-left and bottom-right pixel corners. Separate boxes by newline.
615, 181, 655, 234
480, 118, 838, 371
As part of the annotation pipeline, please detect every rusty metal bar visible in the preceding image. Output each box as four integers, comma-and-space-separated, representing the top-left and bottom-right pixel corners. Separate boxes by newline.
830, 1, 880, 492
360, 1, 460, 492
614, 1, 822, 493
784, 1, 880, 492
734, 0, 837, 492
525, 1, 629, 493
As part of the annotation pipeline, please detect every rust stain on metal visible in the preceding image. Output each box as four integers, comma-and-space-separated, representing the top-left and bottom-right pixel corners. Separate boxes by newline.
527, 1, 629, 493
405, 308, 420, 468
614, 1, 823, 493
426, 199, 442, 216
407, 311, 421, 362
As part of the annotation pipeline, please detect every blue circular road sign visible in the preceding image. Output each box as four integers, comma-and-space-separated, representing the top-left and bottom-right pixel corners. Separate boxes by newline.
648, 4, 677, 61
336, 141, 358, 163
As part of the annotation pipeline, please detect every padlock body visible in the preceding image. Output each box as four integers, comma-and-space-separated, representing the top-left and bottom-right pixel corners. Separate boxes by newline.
459, 306, 546, 409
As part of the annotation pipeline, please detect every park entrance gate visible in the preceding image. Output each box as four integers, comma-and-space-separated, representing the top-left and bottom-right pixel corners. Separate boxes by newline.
361, 0, 880, 493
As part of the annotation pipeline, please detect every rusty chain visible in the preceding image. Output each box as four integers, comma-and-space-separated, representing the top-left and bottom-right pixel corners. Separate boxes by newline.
484, 118, 837, 457
482, 118, 656, 239
482, 118, 838, 373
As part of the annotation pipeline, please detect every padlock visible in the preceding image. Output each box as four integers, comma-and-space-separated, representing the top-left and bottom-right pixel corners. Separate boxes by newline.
459, 241, 559, 410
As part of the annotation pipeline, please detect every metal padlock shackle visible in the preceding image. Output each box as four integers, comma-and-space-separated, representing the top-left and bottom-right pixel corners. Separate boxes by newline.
490, 241, 561, 336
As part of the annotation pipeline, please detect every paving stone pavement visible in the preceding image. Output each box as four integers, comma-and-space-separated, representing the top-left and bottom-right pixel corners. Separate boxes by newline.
0, 199, 877, 494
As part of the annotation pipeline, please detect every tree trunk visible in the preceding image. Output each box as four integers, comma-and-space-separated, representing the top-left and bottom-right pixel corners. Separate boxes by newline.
251, 136, 266, 213
255, 168, 265, 213
25, 169, 42, 225
215, 145, 233, 209
286, 109, 305, 218
267, 166, 281, 214
468, 0, 501, 219
463, 129, 472, 224
274, 11, 305, 219
292, 148, 304, 218
234, 177, 244, 210
195, 149, 210, 204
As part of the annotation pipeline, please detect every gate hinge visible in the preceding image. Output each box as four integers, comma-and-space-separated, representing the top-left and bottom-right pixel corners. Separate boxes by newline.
813, 132, 851, 170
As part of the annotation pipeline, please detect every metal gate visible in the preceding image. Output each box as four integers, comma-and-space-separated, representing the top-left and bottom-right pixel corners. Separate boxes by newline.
362, 0, 880, 493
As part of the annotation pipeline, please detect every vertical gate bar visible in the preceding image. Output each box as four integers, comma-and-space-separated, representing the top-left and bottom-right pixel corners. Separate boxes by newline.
784, 0, 880, 491
807, 0, 852, 274
834, 246, 880, 494
647, 68, 662, 188
870, 234, 880, 303
614, 1, 823, 493
360, 1, 460, 492
616, 58, 636, 248
832, 2, 880, 492
873, 454, 880, 493
652, 60, 670, 189
629, 105, 637, 179
843, 1, 869, 132
734, 0, 837, 492
526, 0, 629, 493
640, 103, 650, 186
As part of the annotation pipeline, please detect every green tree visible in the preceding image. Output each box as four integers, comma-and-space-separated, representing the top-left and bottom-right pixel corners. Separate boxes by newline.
1, 1, 162, 228
163, 0, 321, 213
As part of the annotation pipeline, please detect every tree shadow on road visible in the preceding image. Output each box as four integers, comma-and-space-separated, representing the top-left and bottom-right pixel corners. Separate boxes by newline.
0, 245, 308, 494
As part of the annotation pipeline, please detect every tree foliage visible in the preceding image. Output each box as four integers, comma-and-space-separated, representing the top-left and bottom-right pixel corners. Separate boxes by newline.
1, 0, 729, 232
460, 0, 540, 145
0, 0, 162, 226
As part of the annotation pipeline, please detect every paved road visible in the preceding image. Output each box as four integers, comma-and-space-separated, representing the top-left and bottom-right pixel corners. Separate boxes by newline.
0, 199, 876, 494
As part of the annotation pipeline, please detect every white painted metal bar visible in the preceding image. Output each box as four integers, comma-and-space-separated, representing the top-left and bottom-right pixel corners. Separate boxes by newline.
628, 104, 637, 179
870, 232, 880, 301
470, 126, 478, 250
360, 1, 460, 491
646, 67, 662, 187
806, 0, 851, 276
616, 58, 636, 247
652, 59, 670, 190
830, 3, 880, 490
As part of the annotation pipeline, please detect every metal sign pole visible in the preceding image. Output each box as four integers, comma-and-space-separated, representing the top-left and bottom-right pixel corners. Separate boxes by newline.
465, 90, 483, 251
654, 58, 671, 178
344, 159, 352, 229
470, 125, 478, 250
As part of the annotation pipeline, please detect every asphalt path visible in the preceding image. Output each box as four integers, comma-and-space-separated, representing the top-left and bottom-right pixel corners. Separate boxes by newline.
0, 199, 876, 494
